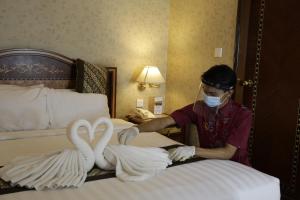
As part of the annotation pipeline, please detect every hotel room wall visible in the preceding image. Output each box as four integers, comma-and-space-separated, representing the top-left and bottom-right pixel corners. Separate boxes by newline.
0, 0, 170, 118
165, 0, 238, 113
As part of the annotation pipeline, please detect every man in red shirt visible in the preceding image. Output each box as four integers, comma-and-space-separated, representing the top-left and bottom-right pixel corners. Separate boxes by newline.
120, 65, 252, 165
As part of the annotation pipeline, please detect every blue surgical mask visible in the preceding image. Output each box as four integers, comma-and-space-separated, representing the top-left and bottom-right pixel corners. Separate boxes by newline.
203, 92, 221, 107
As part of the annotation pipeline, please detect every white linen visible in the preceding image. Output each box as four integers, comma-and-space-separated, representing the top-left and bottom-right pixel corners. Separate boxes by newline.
0, 120, 95, 190
90, 118, 172, 182
0, 131, 177, 166
47, 88, 110, 129
104, 145, 171, 181
0, 87, 49, 131
0, 119, 134, 141
0, 86, 111, 131
0, 159, 280, 200
118, 126, 139, 145
0, 129, 280, 199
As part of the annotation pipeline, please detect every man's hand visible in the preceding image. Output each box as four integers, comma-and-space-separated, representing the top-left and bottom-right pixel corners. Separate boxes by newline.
117, 127, 139, 145
168, 146, 195, 162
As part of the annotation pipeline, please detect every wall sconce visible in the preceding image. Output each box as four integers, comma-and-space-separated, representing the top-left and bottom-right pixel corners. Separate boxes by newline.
136, 66, 165, 89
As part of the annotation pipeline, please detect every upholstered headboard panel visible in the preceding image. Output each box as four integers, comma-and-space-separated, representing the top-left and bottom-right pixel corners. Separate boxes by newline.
0, 48, 116, 117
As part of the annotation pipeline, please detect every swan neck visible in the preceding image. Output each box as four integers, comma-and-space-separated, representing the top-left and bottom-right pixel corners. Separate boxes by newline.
94, 118, 114, 169
69, 120, 95, 171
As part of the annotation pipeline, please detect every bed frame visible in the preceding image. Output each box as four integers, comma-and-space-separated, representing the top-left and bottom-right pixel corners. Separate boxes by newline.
0, 48, 117, 118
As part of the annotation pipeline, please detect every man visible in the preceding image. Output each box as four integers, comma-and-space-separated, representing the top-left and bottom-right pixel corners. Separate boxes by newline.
120, 65, 252, 166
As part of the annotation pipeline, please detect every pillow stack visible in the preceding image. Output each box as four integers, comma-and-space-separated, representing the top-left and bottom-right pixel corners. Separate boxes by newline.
0, 84, 110, 131
0, 84, 49, 131
47, 88, 110, 129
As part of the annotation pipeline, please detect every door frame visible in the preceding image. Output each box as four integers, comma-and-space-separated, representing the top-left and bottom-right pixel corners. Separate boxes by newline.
233, 0, 300, 199
233, 0, 266, 162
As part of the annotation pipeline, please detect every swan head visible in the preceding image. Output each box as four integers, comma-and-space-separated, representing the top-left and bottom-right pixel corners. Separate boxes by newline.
92, 117, 114, 132
67, 119, 93, 143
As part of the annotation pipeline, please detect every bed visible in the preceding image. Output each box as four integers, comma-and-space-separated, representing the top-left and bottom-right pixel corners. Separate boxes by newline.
0, 49, 280, 200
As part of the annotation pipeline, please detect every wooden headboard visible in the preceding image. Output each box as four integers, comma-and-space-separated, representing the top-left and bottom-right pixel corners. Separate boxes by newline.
0, 48, 116, 118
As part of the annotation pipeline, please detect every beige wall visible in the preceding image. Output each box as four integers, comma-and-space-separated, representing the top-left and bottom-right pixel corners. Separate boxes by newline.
0, 0, 170, 118
0, 0, 239, 117
165, 0, 238, 113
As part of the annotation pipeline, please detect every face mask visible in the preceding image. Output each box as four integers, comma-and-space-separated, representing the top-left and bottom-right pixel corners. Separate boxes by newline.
193, 82, 231, 113
203, 92, 222, 107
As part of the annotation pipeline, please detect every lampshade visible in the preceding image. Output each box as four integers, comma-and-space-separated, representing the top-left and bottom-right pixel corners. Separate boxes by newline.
136, 66, 165, 84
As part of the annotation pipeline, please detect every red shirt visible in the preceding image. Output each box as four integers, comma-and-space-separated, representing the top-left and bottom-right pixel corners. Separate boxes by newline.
170, 100, 252, 166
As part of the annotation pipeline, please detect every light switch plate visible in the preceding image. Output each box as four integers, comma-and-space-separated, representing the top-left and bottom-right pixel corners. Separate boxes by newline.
214, 48, 223, 57
136, 98, 144, 108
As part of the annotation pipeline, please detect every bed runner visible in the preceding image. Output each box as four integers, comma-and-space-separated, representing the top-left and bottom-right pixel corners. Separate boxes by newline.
0, 145, 205, 195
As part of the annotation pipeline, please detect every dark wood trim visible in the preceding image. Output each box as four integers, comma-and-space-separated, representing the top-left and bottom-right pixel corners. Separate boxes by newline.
106, 67, 117, 118
233, 0, 252, 103
0, 48, 74, 64
233, 1, 300, 199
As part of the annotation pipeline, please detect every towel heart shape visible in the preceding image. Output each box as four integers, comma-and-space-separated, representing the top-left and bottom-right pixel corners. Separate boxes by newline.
90, 117, 115, 170
67, 119, 94, 144
70, 117, 171, 182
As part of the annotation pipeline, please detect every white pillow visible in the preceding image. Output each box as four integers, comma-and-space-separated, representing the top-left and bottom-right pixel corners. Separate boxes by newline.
47, 89, 110, 129
0, 87, 49, 131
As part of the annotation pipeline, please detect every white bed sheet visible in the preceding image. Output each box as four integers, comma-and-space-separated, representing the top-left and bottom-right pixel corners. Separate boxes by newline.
0, 132, 177, 166
0, 126, 280, 200
0, 118, 135, 141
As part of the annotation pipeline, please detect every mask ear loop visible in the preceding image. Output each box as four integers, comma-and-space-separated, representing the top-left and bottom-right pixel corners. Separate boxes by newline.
193, 82, 202, 113
215, 90, 230, 114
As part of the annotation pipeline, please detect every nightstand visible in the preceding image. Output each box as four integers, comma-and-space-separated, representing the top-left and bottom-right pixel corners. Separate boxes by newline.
126, 114, 184, 143
126, 114, 167, 124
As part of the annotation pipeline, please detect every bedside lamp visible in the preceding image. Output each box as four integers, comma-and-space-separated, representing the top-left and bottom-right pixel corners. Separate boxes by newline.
136, 66, 165, 89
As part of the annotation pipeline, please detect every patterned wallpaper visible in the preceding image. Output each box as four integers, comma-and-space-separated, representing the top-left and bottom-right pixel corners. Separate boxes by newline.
0, 0, 170, 118
0, 0, 238, 117
165, 0, 238, 113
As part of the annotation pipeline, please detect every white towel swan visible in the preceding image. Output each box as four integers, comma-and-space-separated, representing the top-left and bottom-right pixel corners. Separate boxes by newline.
0, 119, 95, 190
92, 117, 172, 181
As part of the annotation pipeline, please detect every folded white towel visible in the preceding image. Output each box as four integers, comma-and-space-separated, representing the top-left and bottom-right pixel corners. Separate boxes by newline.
104, 145, 171, 181
93, 117, 172, 182
0, 119, 95, 190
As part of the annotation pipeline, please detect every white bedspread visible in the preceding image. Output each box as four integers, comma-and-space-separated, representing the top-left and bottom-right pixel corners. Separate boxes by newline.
0, 129, 178, 166
0, 127, 280, 200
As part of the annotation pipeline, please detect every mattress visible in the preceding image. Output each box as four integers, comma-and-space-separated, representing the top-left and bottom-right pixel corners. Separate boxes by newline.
0, 121, 280, 200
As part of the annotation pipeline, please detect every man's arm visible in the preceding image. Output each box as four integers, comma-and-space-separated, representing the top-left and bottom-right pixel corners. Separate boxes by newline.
118, 116, 176, 145
137, 116, 176, 132
137, 117, 237, 160
195, 144, 237, 160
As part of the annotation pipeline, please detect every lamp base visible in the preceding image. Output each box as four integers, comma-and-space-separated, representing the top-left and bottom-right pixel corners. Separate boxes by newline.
138, 83, 146, 90
149, 83, 160, 88
138, 82, 160, 90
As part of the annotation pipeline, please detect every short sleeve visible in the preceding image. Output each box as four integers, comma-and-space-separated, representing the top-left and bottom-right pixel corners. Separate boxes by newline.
170, 104, 197, 128
226, 108, 252, 149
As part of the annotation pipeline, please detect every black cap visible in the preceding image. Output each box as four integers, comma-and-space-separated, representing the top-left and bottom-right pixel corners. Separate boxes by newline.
201, 64, 237, 91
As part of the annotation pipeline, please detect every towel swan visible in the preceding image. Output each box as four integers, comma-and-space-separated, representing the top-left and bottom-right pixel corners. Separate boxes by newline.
0, 119, 95, 190
92, 117, 172, 181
